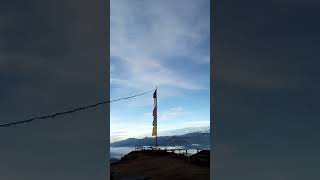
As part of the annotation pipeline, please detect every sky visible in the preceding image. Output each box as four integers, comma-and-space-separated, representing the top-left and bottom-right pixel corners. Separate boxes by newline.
110, 0, 210, 142
213, 0, 320, 179
0, 1, 108, 179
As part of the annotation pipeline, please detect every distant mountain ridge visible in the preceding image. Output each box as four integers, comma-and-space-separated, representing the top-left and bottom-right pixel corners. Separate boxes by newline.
158, 126, 210, 136
111, 131, 210, 149
111, 126, 210, 143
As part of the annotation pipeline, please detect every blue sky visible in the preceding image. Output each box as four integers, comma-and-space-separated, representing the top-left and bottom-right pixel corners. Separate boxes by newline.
110, 0, 210, 142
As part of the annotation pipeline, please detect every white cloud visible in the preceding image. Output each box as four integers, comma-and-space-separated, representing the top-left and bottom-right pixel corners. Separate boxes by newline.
110, 113, 153, 142
185, 120, 210, 127
110, 0, 209, 92
111, 57, 206, 91
158, 106, 186, 120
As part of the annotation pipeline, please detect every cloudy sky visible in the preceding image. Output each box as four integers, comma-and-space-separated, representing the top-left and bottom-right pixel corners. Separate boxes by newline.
110, 0, 210, 142
0, 1, 108, 179
214, 0, 320, 179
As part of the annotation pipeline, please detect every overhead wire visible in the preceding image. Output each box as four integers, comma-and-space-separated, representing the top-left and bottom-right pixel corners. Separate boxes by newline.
0, 90, 154, 128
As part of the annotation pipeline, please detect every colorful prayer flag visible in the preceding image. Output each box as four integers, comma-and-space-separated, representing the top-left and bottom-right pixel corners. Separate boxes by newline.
152, 89, 157, 136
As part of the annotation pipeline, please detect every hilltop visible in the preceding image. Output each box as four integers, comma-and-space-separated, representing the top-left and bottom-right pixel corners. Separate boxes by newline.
111, 150, 210, 180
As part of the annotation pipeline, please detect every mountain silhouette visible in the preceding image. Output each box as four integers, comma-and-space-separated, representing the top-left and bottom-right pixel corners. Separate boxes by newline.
111, 132, 210, 149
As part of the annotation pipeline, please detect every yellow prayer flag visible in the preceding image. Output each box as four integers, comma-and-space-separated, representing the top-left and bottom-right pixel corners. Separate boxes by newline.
152, 126, 157, 136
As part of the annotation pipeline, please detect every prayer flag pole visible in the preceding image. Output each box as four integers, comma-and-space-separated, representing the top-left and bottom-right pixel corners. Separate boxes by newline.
152, 86, 158, 147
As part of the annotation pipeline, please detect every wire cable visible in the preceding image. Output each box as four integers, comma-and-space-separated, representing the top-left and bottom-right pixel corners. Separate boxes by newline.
0, 90, 154, 128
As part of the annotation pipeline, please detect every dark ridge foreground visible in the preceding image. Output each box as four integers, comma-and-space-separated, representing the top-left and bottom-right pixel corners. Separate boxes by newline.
111, 150, 210, 180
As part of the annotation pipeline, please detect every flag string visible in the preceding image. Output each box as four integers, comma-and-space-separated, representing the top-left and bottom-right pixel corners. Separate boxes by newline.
0, 90, 154, 128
